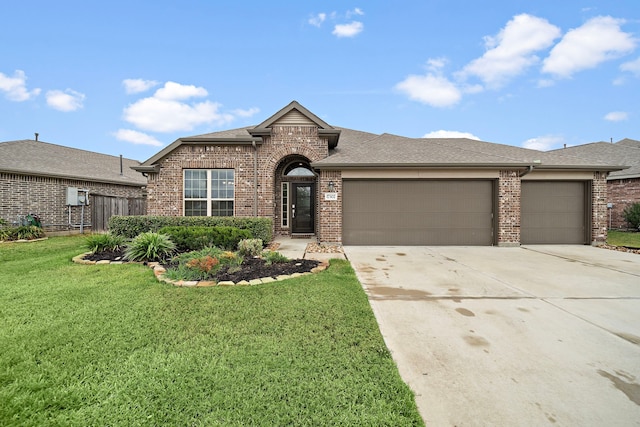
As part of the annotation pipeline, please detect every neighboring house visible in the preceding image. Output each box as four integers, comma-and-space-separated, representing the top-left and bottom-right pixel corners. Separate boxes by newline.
133, 101, 624, 246
0, 138, 147, 233
551, 139, 640, 229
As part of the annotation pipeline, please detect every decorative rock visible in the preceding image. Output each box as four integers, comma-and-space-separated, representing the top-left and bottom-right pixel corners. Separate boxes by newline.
276, 275, 291, 281
249, 279, 263, 286
218, 281, 235, 286
110, 261, 123, 265
96, 260, 111, 265
236, 280, 250, 286
196, 281, 217, 287
291, 273, 302, 278
181, 281, 198, 287
260, 277, 276, 283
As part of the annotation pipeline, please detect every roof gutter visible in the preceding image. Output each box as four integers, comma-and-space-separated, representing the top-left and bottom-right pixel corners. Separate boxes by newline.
519, 165, 534, 177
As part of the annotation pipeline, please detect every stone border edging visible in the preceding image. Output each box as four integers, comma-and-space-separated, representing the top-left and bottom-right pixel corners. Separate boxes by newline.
0, 237, 48, 244
72, 252, 329, 287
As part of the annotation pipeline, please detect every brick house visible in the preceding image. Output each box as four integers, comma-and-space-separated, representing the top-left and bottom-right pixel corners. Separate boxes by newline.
134, 101, 624, 246
0, 138, 147, 233
552, 139, 639, 229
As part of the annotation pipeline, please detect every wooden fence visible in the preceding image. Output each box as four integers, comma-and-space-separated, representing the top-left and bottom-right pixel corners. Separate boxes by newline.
91, 195, 147, 232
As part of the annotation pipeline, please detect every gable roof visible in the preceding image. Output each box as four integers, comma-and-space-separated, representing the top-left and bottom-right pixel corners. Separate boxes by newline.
549, 139, 639, 179
133, 101, 628, 174
0, 139, 147, 186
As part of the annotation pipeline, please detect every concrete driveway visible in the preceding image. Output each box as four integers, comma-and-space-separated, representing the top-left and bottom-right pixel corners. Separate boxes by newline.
344, 245, 640, 426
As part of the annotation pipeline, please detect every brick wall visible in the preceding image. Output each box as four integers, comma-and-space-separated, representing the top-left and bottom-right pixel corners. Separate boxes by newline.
0, 172, 144, 231
497, 170, 521, 246
607, 178, 640, 229
591, 172, 609, 244
318, 170, 342, 243
145, 125, 329, 239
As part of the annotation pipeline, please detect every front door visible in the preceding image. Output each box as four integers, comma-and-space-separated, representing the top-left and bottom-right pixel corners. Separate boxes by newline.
292, 183, 315, 234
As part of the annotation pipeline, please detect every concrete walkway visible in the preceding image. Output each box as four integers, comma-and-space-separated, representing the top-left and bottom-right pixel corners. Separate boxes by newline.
272, 236, 346, 262
345, 245, 640, 426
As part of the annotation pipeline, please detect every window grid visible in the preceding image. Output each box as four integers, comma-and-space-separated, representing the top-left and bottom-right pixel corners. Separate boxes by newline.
281, 182, 289, 228
183, 169, 234, 217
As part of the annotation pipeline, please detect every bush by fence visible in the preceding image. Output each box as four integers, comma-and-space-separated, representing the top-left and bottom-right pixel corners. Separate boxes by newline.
108, 216, 272, 244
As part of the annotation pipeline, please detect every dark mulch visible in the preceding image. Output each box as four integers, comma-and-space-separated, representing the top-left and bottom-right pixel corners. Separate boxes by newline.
82, 249, 320, 283
215, 258, 320, 283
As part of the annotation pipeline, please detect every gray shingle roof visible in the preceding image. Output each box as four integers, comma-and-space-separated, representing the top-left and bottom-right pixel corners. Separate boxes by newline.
549, 139, 639, 179
312, 130, 627, 170
0, 139, 147, 186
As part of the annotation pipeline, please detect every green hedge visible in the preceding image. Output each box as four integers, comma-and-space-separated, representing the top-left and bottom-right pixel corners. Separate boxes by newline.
158, 226, 252, 251
108, 216, 272, 243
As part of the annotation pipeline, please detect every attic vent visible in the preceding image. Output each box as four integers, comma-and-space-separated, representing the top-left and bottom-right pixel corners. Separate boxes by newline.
35, 133, 39, 141
274, 110, 314, 125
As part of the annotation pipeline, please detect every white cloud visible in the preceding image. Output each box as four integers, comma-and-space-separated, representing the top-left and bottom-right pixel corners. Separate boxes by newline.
346, 8, 364, 18
620, 57, 640, 76
0, 70, 41, 101
395, 73, 461, 107
460, 14, 561, 88
154, 81, 208, 100
423, 130, 480, 140
543, 16, 637, 78
604, 111, 628, 121
123, 78, 159, 94
231, 107, 260, 118
522, 135, 564, 150
308, 12, 326, 27
122, 81, 255, 133
332, 21, 363, 38
113, 129, 163, 146
46, 89, 85, 112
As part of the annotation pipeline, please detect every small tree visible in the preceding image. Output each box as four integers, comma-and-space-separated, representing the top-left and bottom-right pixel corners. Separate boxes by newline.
622, 202, 640, 230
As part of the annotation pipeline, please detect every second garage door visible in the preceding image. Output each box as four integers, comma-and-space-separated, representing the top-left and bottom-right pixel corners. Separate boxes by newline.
342, 180, 494, 245
521, 181, 588, 244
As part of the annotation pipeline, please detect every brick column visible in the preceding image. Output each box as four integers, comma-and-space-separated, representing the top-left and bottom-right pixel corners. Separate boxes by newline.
498, 170, 521, 246
318, 170, 342, 243
591, 171, 608, 245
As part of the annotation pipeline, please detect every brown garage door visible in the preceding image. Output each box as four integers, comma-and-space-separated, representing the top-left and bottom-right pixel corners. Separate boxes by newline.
521, 181, 588, 244
342, 180, 494, 245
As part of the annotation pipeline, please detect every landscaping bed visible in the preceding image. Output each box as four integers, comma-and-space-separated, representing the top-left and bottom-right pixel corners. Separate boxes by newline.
81, 247, 320, 283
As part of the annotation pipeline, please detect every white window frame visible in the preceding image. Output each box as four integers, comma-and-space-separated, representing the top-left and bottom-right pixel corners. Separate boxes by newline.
183, 169, 235, 216
281, 182, 289, 228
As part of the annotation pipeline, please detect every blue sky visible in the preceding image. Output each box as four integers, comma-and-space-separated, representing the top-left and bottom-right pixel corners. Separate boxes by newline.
1, 0, 639, 161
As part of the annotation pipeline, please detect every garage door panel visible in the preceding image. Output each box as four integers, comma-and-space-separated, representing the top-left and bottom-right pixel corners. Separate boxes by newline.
521, 181, 586, 244
343, 180, 494, 245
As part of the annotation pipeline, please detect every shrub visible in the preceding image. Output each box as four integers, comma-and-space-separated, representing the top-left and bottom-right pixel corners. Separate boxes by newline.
124, 232, 176, 262
0, 218, 7, 227
622, 202, 640, 230
108, 216, 273, 243
165, 247, 238, 281
84, 233, 127, 254
262, 250, 289, 265
237, 239, 263, 257
158, 226, 251, 251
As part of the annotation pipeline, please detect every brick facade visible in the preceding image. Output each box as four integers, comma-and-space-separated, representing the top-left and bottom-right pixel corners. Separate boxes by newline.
145, 124, 329, 239
318, 170, 342, 243
0, 172, 145, 231
607, 177, 640, 229
497, 170, 521, 246
591, 172, 608, 243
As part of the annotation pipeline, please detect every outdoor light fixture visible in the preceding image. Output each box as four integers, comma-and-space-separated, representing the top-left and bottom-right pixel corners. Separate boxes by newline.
328, 181, 335, 192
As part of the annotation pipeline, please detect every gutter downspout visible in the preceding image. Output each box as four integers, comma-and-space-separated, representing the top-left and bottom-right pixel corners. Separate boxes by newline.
519, 165, 534, 177
252, 140, 258, 217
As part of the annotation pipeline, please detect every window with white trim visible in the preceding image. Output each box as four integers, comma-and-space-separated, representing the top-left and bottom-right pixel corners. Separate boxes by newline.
184, 169, 234, 216
281, 182, 289, 228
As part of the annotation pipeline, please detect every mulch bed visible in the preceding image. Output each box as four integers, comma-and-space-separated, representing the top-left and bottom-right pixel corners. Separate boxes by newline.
82, 249, 320, 282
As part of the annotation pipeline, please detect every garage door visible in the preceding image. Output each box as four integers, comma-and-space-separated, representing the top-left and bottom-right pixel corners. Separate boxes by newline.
521, 181, 587, 244
343, 180, 494, 245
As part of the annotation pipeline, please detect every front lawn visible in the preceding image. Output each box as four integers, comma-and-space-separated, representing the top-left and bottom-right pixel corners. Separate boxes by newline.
607, 230, 640, 248
0, 236, 423, 426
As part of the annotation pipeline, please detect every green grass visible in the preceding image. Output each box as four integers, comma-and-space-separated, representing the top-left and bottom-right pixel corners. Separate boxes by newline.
0, 236, 423, 426
607, 230, 640, 248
